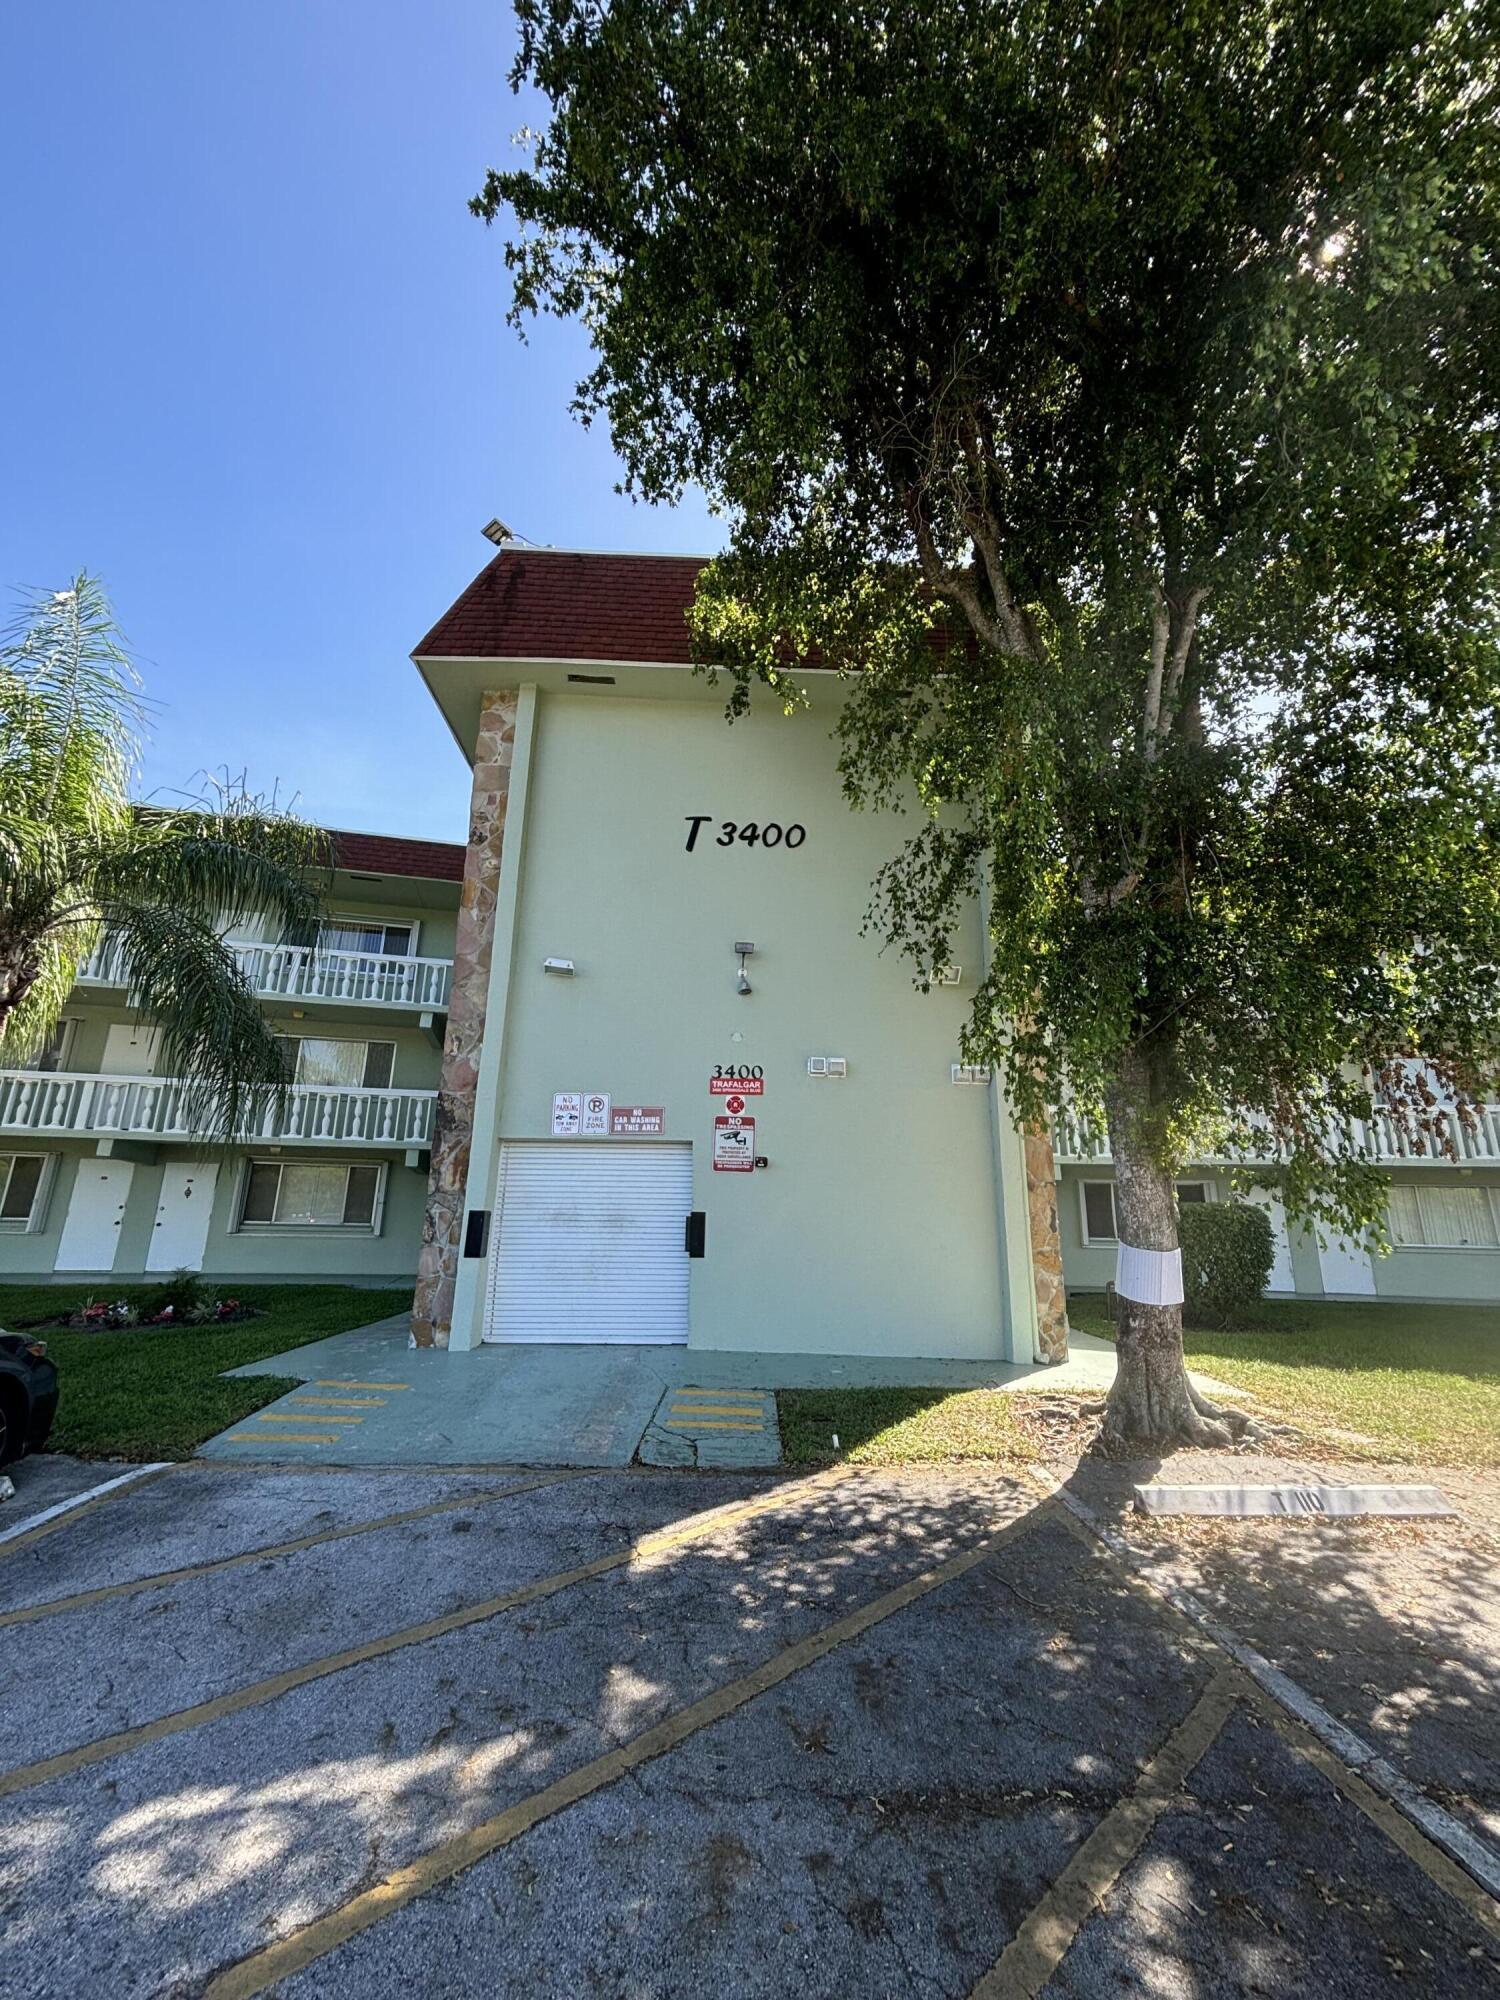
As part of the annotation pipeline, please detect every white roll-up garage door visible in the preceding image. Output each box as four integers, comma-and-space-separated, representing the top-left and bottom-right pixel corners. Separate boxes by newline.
483, 1141, 693, 1344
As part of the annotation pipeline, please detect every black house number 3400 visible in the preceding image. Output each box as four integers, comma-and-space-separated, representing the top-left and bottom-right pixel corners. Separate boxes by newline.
684, 816, 807, 852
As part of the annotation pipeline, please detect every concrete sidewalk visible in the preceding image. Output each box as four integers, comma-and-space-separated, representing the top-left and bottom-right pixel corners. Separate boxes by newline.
203, 1316, 1240, 1469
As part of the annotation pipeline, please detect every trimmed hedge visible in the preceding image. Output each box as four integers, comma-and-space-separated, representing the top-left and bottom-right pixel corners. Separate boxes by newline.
1179, 1201, 1275, 1325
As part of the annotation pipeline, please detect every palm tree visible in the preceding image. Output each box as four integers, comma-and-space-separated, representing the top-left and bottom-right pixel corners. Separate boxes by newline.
0, 573, 328, 1128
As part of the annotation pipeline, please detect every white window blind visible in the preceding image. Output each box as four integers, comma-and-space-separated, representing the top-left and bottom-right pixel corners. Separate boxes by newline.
1388, 1184, 1500, 1248
318, 920, 414, 957
240, 1160, 384, 1231
280, 1037, 396, 1089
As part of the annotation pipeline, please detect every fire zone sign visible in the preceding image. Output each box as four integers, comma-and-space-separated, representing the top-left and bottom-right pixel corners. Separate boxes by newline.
713, 1115, 755, 1172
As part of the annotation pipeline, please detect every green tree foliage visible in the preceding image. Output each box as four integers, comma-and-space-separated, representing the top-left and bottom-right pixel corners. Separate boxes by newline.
0, 575, 327, 1128
481, 0, 1500, 1444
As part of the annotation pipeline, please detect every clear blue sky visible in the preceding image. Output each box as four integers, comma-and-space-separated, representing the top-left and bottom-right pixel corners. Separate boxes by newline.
2, 3, 717, 842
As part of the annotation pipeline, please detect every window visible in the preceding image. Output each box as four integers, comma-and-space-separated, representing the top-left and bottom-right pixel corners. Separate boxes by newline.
1080, 1178, 1214, 1244
317, 920, 415, 958
279, 1037, 395, 1089
1388, 1184, 1500, 1249
1082, 1182, 1117, 1244
239, 1160, 385, 1231
0, 1154, 48, 1230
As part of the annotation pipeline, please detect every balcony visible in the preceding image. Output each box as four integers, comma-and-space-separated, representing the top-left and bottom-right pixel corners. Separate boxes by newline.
77, 935, 453, 1012
0, 1070, 435, 1149
1049, 1097, 1500, 1170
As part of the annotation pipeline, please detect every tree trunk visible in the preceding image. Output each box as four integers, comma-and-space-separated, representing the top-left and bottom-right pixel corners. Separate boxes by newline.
1098, 1054, 1249, 1453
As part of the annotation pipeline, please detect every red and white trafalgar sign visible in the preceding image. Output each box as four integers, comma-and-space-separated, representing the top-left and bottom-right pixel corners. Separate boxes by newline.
712, 1115, 756, 1171
709, 1074, 764, 1096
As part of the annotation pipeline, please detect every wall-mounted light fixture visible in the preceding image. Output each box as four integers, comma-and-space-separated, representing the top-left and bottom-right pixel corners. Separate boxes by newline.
734, 941, 755, 996
542, 957, 576, 976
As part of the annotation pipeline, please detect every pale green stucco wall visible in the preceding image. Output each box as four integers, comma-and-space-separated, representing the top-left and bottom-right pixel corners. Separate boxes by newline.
464, 686, 1021, 1360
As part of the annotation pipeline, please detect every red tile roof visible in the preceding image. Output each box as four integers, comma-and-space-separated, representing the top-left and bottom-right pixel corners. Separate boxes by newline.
327, 829, 465, 882
413, 545, 966, 673
413, 549, 707, 665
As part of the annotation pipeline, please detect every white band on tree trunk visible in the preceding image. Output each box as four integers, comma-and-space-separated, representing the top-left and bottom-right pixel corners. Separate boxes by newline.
1116, 1242, 1185, 1307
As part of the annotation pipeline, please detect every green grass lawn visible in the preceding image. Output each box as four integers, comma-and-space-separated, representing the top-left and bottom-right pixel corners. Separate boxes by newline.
2, 1283, 412, 1460
778, 1385, 1041, 1467
778, 1298, 1500, 1469
1069, 1294, 1500, 1467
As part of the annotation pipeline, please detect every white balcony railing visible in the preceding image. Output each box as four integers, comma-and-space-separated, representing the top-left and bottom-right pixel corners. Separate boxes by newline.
0, 1070, 435, 1149
77, 935, 453, 1011
1050, 1097, 1500, 1170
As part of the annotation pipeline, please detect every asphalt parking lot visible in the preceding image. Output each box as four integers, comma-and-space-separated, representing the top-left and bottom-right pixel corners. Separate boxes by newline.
1, 1458, 1497, 1998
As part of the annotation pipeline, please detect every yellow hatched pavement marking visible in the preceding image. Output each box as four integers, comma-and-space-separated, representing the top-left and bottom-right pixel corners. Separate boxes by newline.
667, 1403, 767, 1419
668, 1419, 764, 1431
0, 1467, 855, 1803
315, 1379, 410, 1392
201, 1495, 1048, 2000
289, 1397, 386, 1410
223, 1431, 340, 1446
254, 1412, 365, 1426
674, 1388, 763, 1401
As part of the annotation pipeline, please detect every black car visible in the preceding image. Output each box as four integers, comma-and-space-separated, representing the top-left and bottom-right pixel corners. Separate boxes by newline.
0, 1332, 58, 1467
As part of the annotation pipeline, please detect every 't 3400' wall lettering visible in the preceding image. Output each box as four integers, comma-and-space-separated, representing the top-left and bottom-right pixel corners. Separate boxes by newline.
684, 817, 807, 852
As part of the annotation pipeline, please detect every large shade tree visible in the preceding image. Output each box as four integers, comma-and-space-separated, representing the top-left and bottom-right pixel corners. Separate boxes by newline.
0, 575, 326, 1128
481, 0, 1500, 1446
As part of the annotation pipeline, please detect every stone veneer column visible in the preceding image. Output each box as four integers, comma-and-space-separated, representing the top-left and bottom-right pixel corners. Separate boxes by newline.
1024, 1125, 1071, 1362
411, 690, 518, 1348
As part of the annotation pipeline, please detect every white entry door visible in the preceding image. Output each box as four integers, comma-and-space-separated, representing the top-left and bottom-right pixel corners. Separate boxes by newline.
1249, 1187, 1296, 1295
55, 1160, 135, 1271
102, 1023, 161, 1074
483, 1142, 693, 1344
146, 1162, 219, 1272
1318, 1228, 1377, 1297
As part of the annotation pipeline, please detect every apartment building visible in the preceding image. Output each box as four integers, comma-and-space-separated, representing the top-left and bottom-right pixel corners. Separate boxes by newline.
405, 544, 1499, 1361
11, 546, 1491, 1334
0, 831, 461, 1285
1052, 1103, 1500, 1306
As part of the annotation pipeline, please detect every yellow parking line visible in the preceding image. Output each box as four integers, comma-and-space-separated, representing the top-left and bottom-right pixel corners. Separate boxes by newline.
289, 1397, 386, 1410
315, 1379, 410, 1392
667, 1403, 767, 1418
223, 1431, 340, 1446
668, 1419, 764, 1431
199, 1494, 1041, 2000
673, 1388, 763, 1401
255, 1412, 365, 1426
